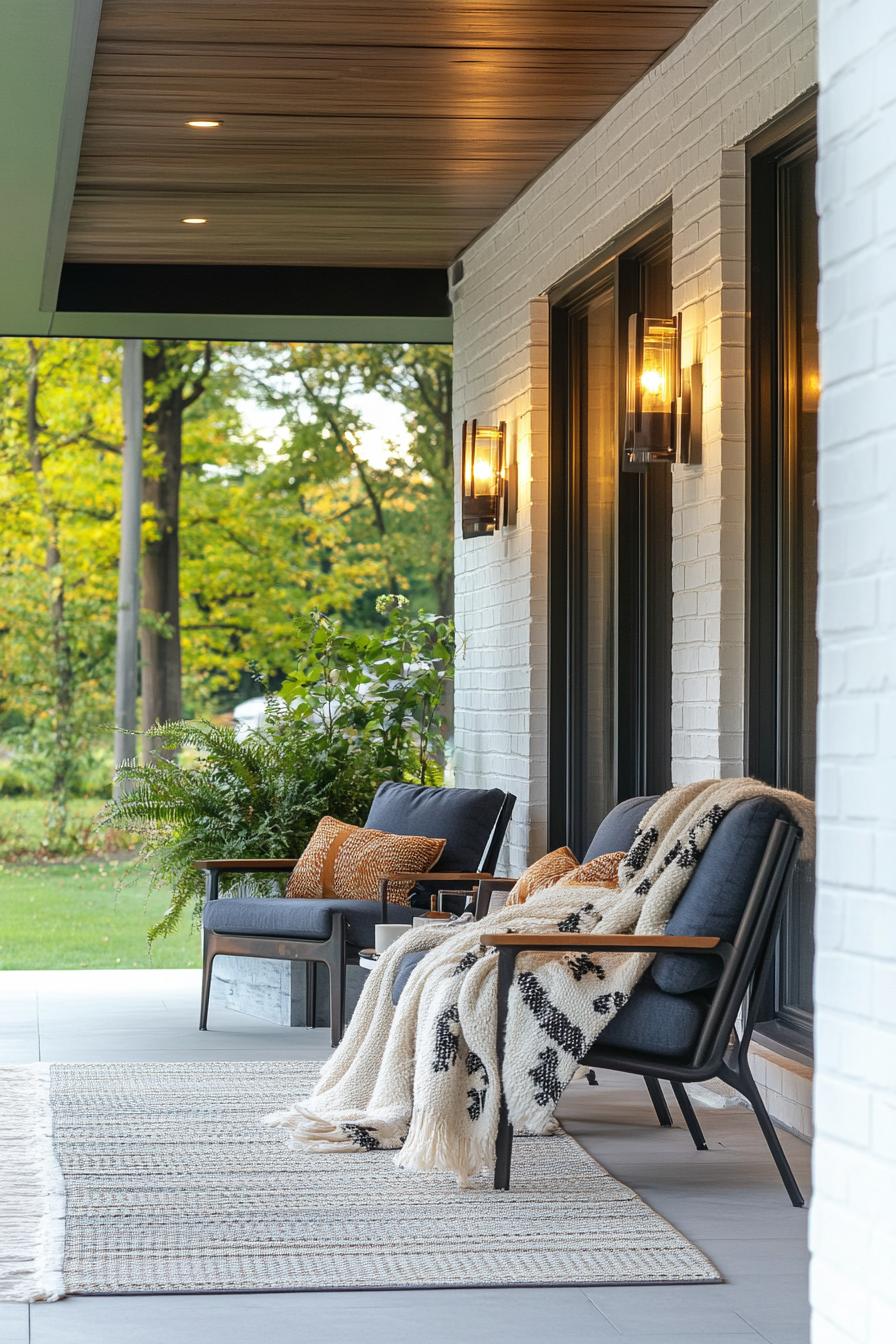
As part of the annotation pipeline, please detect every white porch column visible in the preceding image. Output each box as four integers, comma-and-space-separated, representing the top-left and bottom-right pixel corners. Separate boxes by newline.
113, 337, 143, 796
813, 1, 896, 1340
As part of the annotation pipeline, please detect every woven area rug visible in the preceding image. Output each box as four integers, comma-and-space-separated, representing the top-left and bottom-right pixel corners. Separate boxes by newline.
2, 1060, 720, 1297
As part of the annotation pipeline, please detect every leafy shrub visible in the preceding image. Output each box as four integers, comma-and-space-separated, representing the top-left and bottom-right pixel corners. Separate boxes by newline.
0, 759, 37, 797
100, 597, 455, 941
0, 735, 113, 800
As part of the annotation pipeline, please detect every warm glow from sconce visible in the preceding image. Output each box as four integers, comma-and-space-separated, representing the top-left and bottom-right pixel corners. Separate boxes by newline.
640, 369, 666, 398
181, 217, 208, 225
804, 370, 821, 405
186, 119, 221, 128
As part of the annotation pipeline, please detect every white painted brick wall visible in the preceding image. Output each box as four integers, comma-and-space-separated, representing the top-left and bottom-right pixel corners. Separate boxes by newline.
452, 0, 817, 866
812, 2, 896, 1340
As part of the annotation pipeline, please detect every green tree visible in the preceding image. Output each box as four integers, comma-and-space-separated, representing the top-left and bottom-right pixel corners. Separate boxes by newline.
241, 342, 454, 622
0, 337, 456, 834
140, 340, 214, 749
0, 338, 123, 836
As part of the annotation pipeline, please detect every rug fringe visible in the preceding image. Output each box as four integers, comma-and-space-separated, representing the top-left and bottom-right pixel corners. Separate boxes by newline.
0, 1065, 65, 1302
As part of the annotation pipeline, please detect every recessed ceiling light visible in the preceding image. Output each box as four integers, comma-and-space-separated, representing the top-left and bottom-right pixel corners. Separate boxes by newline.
186, 119, 221, 128
181, 216, 207, 225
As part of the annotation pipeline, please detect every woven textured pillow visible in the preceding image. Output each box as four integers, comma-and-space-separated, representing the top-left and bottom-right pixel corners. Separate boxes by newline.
564, 850, 626, 887
505, 847, 579, 906
285, 816, 446, 906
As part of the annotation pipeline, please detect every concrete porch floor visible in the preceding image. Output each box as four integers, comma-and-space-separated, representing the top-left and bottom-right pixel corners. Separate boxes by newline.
0, 969, 811, 1344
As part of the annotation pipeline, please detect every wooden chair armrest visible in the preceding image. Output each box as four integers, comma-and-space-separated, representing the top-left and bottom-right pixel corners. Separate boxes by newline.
377, 871, 494, 923
377, 870, 494, 884
194, 859, 298, 872
480, 933, 723, 951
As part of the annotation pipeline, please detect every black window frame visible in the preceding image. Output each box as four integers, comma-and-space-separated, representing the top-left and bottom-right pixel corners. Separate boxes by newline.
746, 96, 818, 1059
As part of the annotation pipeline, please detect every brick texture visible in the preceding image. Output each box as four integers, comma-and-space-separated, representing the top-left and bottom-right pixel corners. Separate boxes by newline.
812, 2, 896, 1340
452, 0, 817, 867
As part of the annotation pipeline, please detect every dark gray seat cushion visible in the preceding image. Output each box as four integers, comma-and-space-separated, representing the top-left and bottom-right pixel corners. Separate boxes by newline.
389, 952, 705, 1060
652, 796, 790, 994
591, 981, 707, 1059
366, 781, 507, 874
203, 897, 413, 952
392, 948, 429, 1004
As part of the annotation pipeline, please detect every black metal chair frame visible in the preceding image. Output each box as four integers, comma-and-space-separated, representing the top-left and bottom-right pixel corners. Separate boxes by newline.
197, 790, 516, 1047
484, 817, 806, 1205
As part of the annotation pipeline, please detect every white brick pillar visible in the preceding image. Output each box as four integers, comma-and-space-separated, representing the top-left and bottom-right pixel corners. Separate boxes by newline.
671, 149, 747, 784
813, 2, 896, 1341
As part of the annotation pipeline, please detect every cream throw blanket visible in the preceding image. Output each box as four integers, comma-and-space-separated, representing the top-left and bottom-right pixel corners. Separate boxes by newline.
266, 779, 813, 1183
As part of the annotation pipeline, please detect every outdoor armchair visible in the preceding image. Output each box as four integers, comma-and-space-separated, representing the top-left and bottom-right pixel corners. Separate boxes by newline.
480, 800, 804, 1203
195, 781, 515, 1045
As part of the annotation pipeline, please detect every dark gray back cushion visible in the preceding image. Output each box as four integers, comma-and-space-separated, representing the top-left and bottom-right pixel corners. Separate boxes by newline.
582, 792, 789, 996
583, 796, 655, 861
652, 796, 790, 994
365, 781, 507, 873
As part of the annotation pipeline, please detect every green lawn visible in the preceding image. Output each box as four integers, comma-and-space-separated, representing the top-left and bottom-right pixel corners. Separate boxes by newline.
0, 859, 200, 970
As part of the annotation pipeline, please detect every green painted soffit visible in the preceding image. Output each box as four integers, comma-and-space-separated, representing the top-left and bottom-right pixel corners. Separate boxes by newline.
0, 1, 452, 344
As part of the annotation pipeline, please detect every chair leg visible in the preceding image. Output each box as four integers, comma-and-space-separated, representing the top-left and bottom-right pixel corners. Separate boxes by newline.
670, 1081, 708, 1150
199, 935, 216, 1030
494, 1104, 514, 1190
328, 955, 345, 1048
305, 961, 317, 1028
724, 1062, 805, 1207
644, 1075, 673, 1127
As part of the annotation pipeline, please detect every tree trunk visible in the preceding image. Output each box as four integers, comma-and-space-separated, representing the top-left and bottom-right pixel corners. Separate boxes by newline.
140, 389, 183, 753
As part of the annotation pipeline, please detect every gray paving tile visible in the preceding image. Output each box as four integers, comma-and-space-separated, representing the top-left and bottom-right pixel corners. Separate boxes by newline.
734, 1291, 813, 1335
0, 1303, 28, 1344
583, 1285, 767, 1335
696, 1239, 808, 1279
30, 1286, 613, 1344
0, 1034, 40, 1063
746, 1331, 810, 1344
607, 1336, 765, 1343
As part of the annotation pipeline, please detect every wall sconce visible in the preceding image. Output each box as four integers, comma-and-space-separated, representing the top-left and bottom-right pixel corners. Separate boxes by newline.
623, 313, 702, 467
623, 313, 678, 466
461, 419, 507, 538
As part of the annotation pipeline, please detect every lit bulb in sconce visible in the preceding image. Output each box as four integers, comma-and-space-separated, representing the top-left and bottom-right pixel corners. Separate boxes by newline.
640, 368, 666, 398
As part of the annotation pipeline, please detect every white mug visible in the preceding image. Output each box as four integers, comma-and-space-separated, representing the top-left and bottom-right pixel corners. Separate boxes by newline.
374, 923, 408, 954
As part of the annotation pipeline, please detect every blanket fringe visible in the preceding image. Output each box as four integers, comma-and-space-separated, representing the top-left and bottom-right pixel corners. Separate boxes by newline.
263, 1105, 407, 1152
0, 1065, 65, 1303
395, 1109, 488, 1187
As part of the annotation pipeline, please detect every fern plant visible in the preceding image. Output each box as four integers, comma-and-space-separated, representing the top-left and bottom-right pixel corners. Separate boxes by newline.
101, 596, 455, 942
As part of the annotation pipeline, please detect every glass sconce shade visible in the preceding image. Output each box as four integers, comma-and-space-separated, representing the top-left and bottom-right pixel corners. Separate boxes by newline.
624, 313, 680, 465
461, 419, 506, 538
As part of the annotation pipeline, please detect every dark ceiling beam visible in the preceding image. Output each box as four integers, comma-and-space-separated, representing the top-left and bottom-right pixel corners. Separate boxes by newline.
57, 262, 451, 319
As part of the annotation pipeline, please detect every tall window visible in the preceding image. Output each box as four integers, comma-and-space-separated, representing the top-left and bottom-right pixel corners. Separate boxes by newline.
749, 110, 818, 1052
549, 222, 673, 854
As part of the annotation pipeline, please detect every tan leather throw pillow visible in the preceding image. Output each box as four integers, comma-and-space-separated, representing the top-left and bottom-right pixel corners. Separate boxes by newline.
285, 816, 446, 906
504, 846, 579, 906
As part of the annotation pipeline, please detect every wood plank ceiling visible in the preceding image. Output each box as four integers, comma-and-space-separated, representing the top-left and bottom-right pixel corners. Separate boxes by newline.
65, 1, 714, 269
